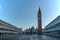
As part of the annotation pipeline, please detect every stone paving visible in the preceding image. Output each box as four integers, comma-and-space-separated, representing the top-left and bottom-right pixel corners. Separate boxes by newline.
0, 34, 60, 40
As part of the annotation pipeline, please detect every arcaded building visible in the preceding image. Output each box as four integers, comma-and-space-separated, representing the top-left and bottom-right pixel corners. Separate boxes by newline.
44, 15, 60, 36
0, 20, 20, 35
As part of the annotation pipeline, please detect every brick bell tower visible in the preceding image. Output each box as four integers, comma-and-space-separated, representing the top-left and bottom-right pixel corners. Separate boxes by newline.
38, 8, 42, 34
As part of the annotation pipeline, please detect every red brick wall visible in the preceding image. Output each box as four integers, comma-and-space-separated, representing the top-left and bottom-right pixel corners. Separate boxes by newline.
38, 19, 42, 34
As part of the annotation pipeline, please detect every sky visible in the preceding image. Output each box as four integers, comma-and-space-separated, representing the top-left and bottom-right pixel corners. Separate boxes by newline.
0, 0, 60, 30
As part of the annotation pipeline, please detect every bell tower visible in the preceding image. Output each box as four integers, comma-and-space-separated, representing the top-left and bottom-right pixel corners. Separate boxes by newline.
38, 8, 42, 34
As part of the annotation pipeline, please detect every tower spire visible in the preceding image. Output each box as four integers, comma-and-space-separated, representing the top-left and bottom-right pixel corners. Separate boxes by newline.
38, 7, 42, 18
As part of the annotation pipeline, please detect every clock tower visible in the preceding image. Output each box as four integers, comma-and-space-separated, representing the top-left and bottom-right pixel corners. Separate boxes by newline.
38, 8, 42, 34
